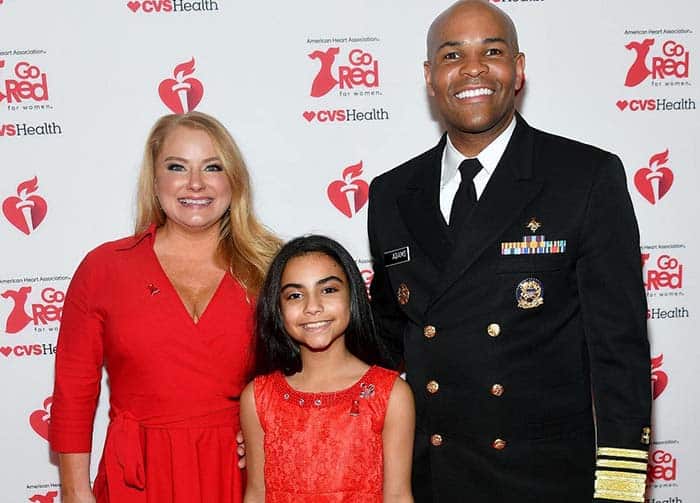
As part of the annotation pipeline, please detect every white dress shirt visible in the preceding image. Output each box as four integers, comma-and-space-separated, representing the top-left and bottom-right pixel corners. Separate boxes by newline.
439, 117, 516, 224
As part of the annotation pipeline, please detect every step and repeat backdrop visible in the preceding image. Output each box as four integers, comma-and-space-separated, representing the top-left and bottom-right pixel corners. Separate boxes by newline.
0, 1, 697, 501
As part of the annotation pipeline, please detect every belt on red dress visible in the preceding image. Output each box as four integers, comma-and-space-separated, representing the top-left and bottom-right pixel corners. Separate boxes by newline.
102, 405, 238, 501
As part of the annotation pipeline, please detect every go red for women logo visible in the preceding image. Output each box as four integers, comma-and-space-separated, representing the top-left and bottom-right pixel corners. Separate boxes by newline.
0, 60, 49, 104
625, 39, 690, 87
1, 285, 65, 334
158, 58, 204, 114
651, 354, 668, 400
647, 448, 678, 483
28, 492, 59, 503
327, 161, 369, 218
309, 48, 380, 97
634, 149, 674, 205
2, 177, 48, 235
29, 396, 52, 441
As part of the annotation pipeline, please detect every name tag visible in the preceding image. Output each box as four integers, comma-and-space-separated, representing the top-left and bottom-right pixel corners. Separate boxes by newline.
384, 246, 410, 267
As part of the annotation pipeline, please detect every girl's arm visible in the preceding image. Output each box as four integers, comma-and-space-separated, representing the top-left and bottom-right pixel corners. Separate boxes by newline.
382, 377, 415, 503
240, 381, 266, 503
58, 453, 96, 503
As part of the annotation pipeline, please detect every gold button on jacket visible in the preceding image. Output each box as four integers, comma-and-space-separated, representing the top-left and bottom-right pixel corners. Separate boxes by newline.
487, 323, 501, 337
430, 434, 443, 446
492, 439, 507, 450
426, 380, 439, 394
423, 325, 437, 338
490, 384, 505, 397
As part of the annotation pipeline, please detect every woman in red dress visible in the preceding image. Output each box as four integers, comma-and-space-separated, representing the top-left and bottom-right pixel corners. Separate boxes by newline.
49, 112, 280, 503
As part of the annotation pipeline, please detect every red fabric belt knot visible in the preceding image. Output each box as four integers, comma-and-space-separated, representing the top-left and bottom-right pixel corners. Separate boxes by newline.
112, 411, 146, 490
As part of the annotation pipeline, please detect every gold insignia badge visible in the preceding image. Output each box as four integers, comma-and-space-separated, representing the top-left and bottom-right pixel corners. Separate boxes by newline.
526, 217, 541, 233
516, 278, 544, 309
397, 283, 410, 305
641, 427, 651, 445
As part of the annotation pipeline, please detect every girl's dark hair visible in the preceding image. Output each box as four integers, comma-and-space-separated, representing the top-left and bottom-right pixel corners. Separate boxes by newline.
254, 235, 390, 375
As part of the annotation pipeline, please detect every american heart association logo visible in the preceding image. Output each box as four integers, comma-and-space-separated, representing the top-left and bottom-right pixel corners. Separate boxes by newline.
327, 161, 369, 218
651, 354, 668, 400
158, 58, 204, 114
29, 396, 52, 441
2, 176, 48, 235
634, 149, 674, 204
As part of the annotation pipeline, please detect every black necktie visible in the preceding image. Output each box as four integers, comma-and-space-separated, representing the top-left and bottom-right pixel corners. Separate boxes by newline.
449, 158, 482, 231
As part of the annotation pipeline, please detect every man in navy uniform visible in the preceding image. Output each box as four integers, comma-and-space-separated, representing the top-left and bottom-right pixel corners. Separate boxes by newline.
368, 1, 652, 501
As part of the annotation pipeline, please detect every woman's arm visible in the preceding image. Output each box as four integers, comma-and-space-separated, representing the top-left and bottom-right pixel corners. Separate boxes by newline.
240, 381, 266, 503
58, 453, 95, 503
382, 377, 415, 503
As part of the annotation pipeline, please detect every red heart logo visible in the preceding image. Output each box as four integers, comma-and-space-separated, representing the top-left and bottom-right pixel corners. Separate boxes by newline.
651, 370, 668, 399
158, 77, 204, 114
327, 180, 369, 218
616, 100, 629, 111
127, 1, 141, 12
0, 347, 11, 357
634, 167, 673, 204
29, 397, 52, 441
2, 195, 48, 235
303, 111, 316, 122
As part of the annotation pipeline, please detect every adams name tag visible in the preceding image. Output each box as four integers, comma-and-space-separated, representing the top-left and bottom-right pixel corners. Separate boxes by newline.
384, 246, 410, 267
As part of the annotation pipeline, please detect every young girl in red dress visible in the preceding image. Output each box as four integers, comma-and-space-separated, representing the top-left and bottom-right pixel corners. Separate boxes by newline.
240, 235, 415, 503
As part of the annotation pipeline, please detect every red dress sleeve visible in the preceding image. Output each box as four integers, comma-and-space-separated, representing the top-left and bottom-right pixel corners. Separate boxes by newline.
49, 250, 105, 452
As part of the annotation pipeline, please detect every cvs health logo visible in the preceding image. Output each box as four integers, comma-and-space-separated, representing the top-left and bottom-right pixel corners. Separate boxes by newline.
309, 48, 380, 97
28, 492, 59, 503
29, 396, 52, 441
634, 149, 674, 204
641, 252, 683, 293
2, 177, 48, 235
651, 354, 669, 400
127, 0, 172, 12
625, 39, 689, 87
158, 58, 204, 114
1, 285, 65, 334
0, 60, 49, 105
647, 449, 678, 484
327, 161, 369, 218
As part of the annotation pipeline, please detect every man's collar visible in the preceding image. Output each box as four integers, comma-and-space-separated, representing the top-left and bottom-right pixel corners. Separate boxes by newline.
442, 116, 517, 186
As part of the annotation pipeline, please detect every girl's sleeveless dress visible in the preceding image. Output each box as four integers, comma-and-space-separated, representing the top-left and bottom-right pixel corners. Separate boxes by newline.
253, 365, 398, 503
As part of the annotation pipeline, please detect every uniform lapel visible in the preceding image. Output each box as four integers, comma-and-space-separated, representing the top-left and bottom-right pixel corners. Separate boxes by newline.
429, 115, 544, 306
397, 135, 452, 267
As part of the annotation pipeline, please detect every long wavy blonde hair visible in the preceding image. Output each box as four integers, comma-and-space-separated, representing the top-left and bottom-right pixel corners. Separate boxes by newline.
135, 111, 280, 295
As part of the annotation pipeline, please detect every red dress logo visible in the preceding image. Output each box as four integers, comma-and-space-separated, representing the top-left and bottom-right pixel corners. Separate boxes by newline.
634, 149, 674, 204
2, 177, 48, 235
327, 161, 369, 218
29, 396, 52, 441
158, 58, 204, 114
1, 286, 33, 333
28, 492, 59, 503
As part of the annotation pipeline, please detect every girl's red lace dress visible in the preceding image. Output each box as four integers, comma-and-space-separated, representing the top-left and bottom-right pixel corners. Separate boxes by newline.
254, 365, 398, 503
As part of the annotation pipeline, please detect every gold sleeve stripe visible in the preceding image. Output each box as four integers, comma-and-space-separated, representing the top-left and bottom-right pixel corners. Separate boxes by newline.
596, 459, 648, 471
597, 447, 649, 460
594, 470, 646, 503
593, 489, 645, 503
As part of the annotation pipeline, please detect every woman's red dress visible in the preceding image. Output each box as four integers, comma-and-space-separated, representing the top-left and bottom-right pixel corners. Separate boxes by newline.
49, 225, 253, 503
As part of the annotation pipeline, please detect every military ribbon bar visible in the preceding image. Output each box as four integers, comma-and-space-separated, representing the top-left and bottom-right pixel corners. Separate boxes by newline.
500, 235, 567, 255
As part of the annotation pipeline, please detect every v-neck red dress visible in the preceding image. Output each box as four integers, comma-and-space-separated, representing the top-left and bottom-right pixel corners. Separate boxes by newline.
49, 225, 254, 503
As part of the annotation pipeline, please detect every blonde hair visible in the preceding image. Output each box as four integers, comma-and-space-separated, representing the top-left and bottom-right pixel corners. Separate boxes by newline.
135, 111, 281, 295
